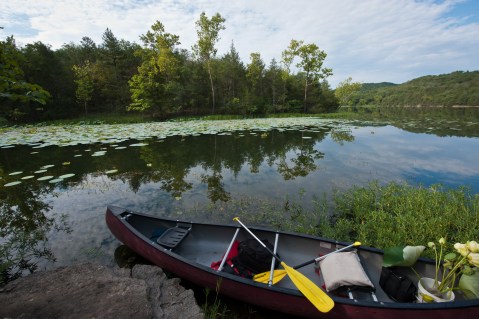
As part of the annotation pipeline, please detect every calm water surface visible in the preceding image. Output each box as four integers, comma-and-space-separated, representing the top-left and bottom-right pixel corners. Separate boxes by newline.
1, 117, 478, 271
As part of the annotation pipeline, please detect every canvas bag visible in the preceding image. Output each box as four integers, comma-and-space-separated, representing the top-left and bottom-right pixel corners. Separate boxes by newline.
319, 251, 374, 292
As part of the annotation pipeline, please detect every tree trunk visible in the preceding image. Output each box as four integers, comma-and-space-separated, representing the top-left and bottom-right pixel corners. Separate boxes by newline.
303, 76, 309, 113
207, 60, 215, 114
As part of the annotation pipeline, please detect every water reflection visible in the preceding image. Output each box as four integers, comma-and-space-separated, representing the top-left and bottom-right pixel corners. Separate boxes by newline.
1, 115, 479, 276
0, 179, 71, 284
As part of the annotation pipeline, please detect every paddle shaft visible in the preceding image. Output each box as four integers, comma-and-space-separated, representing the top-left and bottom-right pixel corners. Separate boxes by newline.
292, 242, 360, 270
233, 218, 283, 263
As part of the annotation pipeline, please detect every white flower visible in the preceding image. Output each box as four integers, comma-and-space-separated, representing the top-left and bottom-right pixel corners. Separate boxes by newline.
466, 241, 479, 253
454, 243, 469, 257
468, 253, 479, 268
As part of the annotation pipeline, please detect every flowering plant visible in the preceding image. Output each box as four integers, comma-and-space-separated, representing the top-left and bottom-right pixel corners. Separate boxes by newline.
426, 238, 479, 295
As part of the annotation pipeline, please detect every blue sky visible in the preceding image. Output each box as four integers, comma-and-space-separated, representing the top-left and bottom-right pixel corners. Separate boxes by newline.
1, 0, 478, 87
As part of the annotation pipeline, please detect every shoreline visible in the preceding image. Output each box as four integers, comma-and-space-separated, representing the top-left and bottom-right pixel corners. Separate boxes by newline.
0, 262, 203, 319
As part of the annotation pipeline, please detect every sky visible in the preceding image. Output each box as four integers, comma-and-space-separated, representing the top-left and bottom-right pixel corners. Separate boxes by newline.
1, 0, 479, 87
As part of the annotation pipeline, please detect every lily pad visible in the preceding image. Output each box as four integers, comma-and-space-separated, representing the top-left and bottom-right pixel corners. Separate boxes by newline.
92, 151, 107, 157
59, 173, 75, 179
383, 245, 425, 267
4, 181, 22, 187
37, 175, 54, 181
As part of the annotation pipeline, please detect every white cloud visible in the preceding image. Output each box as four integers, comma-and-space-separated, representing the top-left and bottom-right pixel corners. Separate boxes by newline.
1, 0, 478, 87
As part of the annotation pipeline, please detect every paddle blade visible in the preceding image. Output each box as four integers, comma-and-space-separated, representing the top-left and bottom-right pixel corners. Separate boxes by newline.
253, 269, 287, 284
281, 262, 334, 313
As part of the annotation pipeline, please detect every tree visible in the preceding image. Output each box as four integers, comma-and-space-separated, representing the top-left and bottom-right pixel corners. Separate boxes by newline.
264, 58, 284, 112
72, 60, 94, 115
217, 42, 246, 113
21, 41, 74, 119
334, 77, 362, 107
99, 28, 139, 112
79, 36, 98, 62
0, 36, 50, 120
193, 12, 226, 114
280, 40, 299, 106
246, 52, 265, 92
283, 40, 332, 112
128, 21, 181, 116
246, 52, 266, 113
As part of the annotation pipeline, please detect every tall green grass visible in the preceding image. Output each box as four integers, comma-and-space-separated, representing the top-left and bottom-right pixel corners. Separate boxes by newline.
316, 182, 479, 255
190, 181, 478, 255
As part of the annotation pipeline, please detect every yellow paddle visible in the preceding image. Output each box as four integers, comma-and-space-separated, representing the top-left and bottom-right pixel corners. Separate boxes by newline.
233, 217, 335, 313
254, 241, 362, 284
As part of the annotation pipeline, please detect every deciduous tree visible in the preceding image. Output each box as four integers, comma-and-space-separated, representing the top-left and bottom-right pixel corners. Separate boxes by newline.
0, 36, 50, 120
283, 40, 332, 112
334, 77, 362, 107
193, 12, 225, 114
128, 21, 181, 116
72, 60, 94, 115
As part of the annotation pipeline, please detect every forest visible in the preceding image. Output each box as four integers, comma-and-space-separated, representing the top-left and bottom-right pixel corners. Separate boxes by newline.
0, 12, 337, 123
2, 12, 478, 124
347, 71, 479, 107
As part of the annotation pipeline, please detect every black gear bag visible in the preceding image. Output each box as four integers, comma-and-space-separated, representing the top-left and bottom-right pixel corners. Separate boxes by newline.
236, 238, 279, 274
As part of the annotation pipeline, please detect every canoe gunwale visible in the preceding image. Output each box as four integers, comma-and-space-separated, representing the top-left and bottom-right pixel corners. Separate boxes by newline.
106, 205, 479, 317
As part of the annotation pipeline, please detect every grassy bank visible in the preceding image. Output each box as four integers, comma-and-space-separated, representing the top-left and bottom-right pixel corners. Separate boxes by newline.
318, 182, 479, 254
202, 181, 479, 257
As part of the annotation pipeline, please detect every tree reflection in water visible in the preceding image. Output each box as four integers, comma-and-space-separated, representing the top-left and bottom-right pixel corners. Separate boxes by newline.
0, 181, 71, 285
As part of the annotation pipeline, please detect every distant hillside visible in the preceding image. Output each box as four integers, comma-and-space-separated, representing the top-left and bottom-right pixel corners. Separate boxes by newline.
350, 71, 479, 107
360, 82, 397, 92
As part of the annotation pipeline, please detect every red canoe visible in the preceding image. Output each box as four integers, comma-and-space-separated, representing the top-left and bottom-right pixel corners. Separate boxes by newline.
106, 205, 479, 319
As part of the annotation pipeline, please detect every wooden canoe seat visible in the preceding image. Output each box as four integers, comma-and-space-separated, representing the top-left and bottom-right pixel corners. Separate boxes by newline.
157, 225, 191, 248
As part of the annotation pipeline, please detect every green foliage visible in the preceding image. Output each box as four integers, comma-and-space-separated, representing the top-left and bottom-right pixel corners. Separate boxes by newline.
0, 36, 51, 120
350, 71, 479, 107
2, 14, 341, 123
193, 12, 226, 114
317, 182, 479, 253
282, 39, 333, 112
72, 61, 95, 115
334, 77, 362, 106
128, 21, 181, 117
193, 12, 226, 61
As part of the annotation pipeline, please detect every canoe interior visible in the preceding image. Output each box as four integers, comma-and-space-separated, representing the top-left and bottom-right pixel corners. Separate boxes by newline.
118, 207, 455, 304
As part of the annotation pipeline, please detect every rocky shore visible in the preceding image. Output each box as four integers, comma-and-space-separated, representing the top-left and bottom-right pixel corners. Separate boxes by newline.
0, 263, 204, 319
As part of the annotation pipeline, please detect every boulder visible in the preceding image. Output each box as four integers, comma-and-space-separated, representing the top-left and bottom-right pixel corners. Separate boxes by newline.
0, 263, 203, 319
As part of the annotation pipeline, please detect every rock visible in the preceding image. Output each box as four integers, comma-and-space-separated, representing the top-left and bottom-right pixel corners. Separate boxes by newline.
0, 263, 203, 319
131, 265, 203, 319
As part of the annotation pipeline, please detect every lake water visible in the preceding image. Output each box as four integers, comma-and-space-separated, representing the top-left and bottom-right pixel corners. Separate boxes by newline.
1, 115, 478, 272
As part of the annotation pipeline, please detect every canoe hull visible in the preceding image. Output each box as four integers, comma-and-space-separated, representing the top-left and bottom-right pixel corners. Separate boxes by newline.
106, 206, 478, 319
